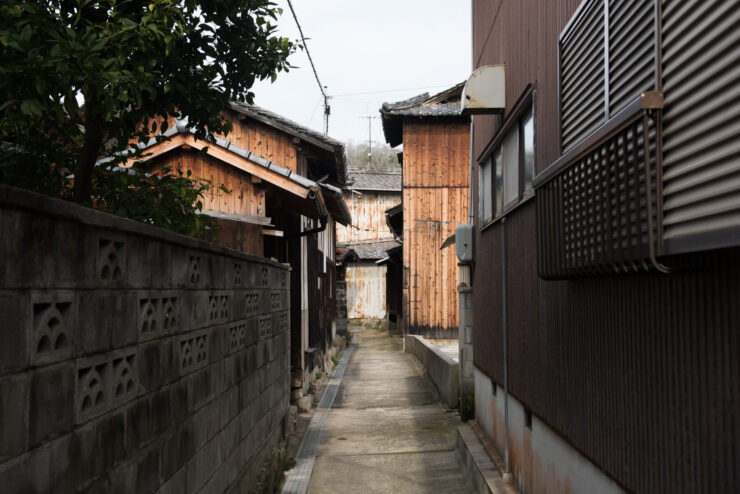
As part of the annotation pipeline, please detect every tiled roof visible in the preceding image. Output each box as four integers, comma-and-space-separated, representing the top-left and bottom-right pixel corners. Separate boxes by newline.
347, 167, 402, 191
337, 239, 401, 260
380, 82, 467, 147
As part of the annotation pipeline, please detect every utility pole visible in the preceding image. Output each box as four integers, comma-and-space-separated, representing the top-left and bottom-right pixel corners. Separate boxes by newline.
359, 116, 378, 167
323, 86, 330, 136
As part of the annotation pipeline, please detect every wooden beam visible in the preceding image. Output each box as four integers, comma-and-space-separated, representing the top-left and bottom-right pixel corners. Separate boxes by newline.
123, 134, 311, 199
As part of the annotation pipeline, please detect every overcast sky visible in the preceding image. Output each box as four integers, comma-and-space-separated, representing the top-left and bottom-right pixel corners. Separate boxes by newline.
251, 0, 472, 147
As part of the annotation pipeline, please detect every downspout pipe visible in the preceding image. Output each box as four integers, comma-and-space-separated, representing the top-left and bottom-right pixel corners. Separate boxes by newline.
296, 215, 327, 237
501, 216, 510, 476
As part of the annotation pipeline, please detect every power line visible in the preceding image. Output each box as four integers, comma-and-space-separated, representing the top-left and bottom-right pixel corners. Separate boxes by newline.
286, 0, 331, 134
332, 84, 455, 97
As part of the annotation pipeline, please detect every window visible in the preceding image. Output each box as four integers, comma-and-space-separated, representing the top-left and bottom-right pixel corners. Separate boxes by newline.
479, 156, 492, 222
478, 93, 536, 226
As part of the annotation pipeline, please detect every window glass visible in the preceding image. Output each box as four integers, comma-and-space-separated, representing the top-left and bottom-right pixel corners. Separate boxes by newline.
522, 110, 535, 192
503, 125, 519, 206
479, 157, 492, 222
494, 148, 503, 216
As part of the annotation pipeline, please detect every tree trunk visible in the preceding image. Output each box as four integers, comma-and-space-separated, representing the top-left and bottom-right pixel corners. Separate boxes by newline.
73, 118, 104, 204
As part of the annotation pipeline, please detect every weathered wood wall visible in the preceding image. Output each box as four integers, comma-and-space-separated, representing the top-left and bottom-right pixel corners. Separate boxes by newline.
221, 109, 299, 173
402, 119, 469, 336
337, 191, 400, 243
149, 148, 265, 255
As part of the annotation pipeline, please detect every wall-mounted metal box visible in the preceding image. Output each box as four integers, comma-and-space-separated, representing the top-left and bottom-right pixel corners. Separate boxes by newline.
455, 224, 475, 263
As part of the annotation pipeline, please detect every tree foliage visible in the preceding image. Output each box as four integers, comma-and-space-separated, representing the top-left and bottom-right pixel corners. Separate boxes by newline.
0, 0, 296, 226
344, 140, 400, 169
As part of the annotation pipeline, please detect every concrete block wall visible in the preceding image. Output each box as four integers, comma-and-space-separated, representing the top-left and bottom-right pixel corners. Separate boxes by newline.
0, 185, 291, 494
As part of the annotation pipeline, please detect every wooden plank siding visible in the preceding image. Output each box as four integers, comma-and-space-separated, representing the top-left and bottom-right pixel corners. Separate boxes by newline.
336, 191, 400, 243
220, 108, 299, 173
402, 119, 469, 337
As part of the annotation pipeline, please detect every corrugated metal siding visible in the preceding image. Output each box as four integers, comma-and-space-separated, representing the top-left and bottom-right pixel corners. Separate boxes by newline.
608, 0, 657, 115
661, 0, 740, 250
476, 202, 740, 493
473, 0, 740, 492
345, 263, 387, 319
560, 0, 605, 152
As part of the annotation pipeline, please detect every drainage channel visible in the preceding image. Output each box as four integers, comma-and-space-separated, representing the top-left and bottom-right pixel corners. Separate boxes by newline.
281, 335, 358, 494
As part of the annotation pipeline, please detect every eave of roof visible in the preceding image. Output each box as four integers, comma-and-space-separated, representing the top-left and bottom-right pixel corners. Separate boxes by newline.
97, 121, 352, 224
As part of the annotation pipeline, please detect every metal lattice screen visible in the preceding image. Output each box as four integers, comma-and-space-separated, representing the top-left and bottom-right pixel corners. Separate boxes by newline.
538, 112, 660, 279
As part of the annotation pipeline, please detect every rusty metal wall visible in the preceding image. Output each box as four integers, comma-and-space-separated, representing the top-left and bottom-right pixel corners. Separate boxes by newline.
345, 262, 387, 319
472, 0, 740, 492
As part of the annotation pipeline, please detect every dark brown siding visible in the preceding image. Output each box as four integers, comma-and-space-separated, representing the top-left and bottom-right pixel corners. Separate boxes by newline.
472, 1, 740, 492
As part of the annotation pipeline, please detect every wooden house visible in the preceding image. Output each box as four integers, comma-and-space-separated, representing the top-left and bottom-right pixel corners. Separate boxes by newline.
114, 104, 351, 379
380, 85, 470, 337
467, 1, 740, 493
336, 167, 401, 322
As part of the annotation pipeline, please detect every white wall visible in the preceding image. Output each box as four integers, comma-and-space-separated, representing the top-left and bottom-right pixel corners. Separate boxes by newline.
474, 368, 624, 494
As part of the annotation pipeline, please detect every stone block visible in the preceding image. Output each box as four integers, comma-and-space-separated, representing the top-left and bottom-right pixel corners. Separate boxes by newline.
171, 379, 189, 423
49, 426, 94, 494
187, 369, 212, 413
0, 374, 28, 461
135, 445, 160, 494
54, 220, 97, 288
77, 291, 137, 356
126, 235, 171, 288
0, 442, 51, 494
160, 337, 178, 385
0, 209, 56, 288
159, 467, 186, 494
178, 329, 209, 376
81, 477, 109, 494
210, 359, 228, 397
137, 340, 162, 392
208, 324, 225, 363
0, 291, 29, 375
181, 291, 209, 331
93, 411, 125, 477
108, 459, 137, 494
30, 362, 74, 447
125, 397, 151, 454
160, 431, 181, 481
178, 419, 196, 463
186, 437, 220, 494
150, 388, 172, 436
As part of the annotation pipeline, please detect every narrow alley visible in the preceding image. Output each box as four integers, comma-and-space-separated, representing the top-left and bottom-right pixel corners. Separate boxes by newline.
286, 326, 471, 493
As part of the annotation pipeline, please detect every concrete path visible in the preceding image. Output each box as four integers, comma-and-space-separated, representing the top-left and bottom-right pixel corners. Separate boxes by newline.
307, 326, 471, 493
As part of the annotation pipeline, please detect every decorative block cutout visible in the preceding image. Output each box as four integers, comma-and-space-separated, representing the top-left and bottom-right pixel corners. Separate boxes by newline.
189, 255, 201, 284
234, 264, 242, 286
32, 298, 73, 365
207, 294, 229, 323
245, 293, 260, 316
280, 271, 287, 288
270, 292, 281, 311
139, 298, 159, 335
112, 353, 137, 403
219, 295, 230, 320
78, 363, 107, 418
98, 238, 125, 281
162, 297, 178, 331
208, 296, 218, 322
179, 332, 208, 374
75, 350, 140, 423
258, 316, 272, 341
261, 267, 268, 287
229, 320, 247, 353
278, 312, 289, 333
